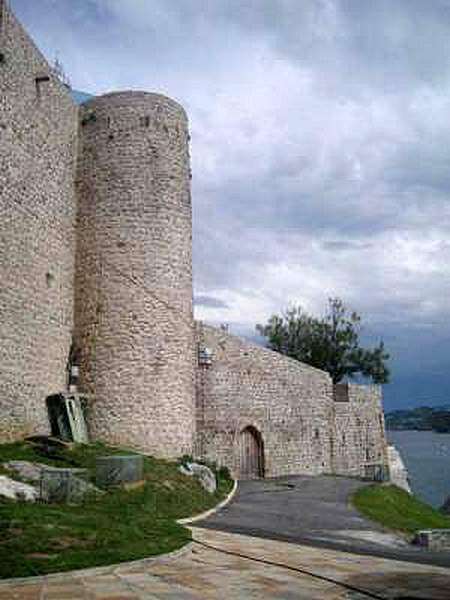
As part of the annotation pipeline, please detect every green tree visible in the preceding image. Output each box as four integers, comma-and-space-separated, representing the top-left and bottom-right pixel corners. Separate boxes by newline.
256, 297, 390, 384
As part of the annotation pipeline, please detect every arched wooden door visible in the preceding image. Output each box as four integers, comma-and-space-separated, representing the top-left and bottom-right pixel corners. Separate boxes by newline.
239, 426, 264, 479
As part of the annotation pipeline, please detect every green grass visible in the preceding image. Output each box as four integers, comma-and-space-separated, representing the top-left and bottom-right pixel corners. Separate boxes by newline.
0, 441, 233, 578
352, 484, 450, 535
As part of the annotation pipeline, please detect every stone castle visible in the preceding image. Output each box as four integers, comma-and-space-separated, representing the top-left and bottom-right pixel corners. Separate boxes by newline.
0, 1, 388, 479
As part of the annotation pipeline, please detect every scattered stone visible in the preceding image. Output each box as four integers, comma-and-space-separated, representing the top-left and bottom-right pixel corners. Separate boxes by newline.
413, 529, 450, 551
39, 467, 100, 503
95, 455, 144, 489
179, 462, 216, 494
4, 460, 48, 483
4, 461, 102, 503
0, 475, 39, 502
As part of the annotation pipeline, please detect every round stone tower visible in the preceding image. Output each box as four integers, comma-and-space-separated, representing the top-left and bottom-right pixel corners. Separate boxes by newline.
75, 91, 195, 458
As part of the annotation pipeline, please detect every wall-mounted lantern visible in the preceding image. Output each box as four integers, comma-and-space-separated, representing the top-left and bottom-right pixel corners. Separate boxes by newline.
68, 364, 80, 393
198, 345, 213, 366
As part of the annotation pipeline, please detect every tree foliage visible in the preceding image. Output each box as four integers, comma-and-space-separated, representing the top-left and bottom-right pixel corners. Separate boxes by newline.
256, 297, 390, 384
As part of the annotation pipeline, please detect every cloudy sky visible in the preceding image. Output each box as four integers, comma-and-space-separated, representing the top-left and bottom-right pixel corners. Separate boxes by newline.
11, 0, 450, 410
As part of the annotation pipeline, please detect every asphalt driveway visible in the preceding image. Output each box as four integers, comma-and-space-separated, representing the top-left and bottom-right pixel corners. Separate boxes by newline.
196, 475, 450, 567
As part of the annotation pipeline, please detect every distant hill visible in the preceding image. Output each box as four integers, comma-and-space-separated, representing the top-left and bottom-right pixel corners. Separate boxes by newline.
70, 90, 94, 105
385, 405, 450, 432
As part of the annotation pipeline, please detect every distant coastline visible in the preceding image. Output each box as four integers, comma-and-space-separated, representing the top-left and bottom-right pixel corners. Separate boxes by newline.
385, 405, 450, 433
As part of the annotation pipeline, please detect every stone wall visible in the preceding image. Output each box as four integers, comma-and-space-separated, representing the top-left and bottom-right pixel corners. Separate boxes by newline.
0, 0, 78, 441
0, 2, 389, 478
195, 323, 334, 478
332, 383, 388, 477
414, 529, 450, 551
75, 92, 196, 458
387, 445, 411, 492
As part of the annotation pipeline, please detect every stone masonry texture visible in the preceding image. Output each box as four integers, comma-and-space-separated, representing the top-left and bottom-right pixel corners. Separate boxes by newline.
195, 323, 388, 478
0, 0, 78, 440
75, 92, 195, 458
0, 1, 388, 478
332, 383, 388, 477
195, 322, 334, 478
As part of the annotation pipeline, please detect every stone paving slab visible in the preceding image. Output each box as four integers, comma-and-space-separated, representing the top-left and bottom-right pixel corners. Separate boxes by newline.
0, 528, 450, 598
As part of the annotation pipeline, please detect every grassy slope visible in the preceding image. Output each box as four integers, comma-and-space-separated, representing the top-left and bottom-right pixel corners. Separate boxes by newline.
352, 484, 450, 535
0, 441, 233, 578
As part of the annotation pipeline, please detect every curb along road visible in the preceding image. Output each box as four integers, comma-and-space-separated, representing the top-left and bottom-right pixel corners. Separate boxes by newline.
177, 479, 238, 525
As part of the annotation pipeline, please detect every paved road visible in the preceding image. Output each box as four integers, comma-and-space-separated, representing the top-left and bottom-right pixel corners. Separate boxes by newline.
197, 475, 450, 567
2, 528, 450, 599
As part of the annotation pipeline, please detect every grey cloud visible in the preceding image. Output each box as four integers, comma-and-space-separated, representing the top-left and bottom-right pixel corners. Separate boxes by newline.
105, 0, 450, 91
194, 295, 229, 309
322, 240, 373, 252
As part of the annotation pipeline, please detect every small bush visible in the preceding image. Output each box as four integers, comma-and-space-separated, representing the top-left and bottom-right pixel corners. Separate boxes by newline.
217, 465, 231, 481
178, 454, 194, 468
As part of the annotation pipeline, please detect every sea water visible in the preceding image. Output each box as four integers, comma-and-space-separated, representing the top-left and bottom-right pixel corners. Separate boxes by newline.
387, 430, 450, 508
